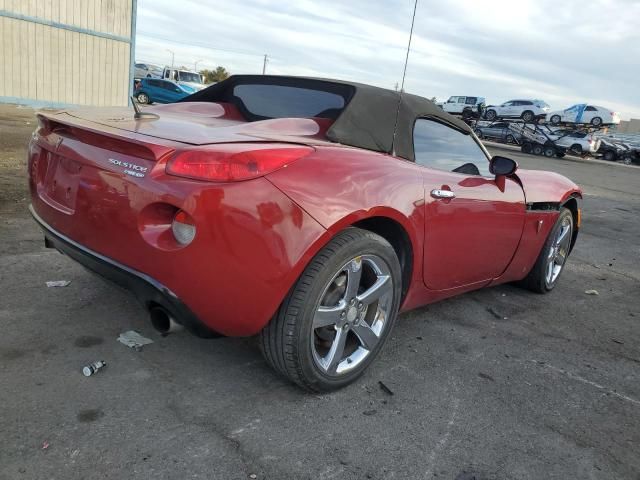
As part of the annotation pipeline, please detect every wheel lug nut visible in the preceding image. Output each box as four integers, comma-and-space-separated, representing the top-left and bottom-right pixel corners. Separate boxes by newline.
350, 298, 355, 306
358, 302, 363, 309
340, 311, 346, 318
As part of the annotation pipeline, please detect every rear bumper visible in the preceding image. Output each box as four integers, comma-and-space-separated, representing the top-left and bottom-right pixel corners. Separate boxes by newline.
30, 205, 218, 338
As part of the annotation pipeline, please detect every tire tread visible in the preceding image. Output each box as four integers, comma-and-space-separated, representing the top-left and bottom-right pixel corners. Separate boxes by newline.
259, 228, 400, 392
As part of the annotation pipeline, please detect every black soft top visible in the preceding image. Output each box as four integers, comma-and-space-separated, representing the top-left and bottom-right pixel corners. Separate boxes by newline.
182, 75, 472, 161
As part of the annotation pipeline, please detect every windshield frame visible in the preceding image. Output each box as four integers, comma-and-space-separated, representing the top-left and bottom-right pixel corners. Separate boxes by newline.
178, 71, 203, 84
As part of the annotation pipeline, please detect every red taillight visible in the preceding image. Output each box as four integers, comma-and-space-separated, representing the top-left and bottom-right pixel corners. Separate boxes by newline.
166, 143, 314, 182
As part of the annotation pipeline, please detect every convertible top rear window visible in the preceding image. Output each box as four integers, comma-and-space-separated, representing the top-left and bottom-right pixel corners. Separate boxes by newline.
182, 75, 472, 161
233, 84, 346, 120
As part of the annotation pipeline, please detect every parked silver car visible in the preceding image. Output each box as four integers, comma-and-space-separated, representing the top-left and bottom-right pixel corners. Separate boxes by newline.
134, 62, 163, 78
484, 99, 550, 122
474, 121, 521, 144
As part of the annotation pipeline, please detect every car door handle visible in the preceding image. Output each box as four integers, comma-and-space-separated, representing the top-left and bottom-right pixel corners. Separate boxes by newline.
430, 189, 455, 199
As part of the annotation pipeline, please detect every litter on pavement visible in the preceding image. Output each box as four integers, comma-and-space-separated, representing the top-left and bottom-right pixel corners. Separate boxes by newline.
378, 381, 394, 396
46, 280, 71, 287
82, 360, 107, 377
117, 330, 154, 350
585, 289, 600, 295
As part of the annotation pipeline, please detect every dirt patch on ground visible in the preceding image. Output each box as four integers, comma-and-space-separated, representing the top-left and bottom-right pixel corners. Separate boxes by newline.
0, 104, 36, 215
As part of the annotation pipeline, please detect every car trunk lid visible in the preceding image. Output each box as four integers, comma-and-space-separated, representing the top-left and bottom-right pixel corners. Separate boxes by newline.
47, 101, 335, 146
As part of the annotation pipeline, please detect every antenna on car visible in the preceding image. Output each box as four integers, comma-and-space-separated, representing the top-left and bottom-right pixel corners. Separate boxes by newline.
391, 0, 418, 155
130, 96, 159, 120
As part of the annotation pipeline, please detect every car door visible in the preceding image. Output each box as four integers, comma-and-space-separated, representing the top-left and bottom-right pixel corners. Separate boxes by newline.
157, 80, 176, 103
166, 83, 186, 102
562, 105, 581, 123
510, 101, 525, 117
143, 80, 160, 102
583, 105, 597, 123
494, 101, 507, 117
413, 118, 526, 290
486, 122, 506, 139
442, 96, 452, 112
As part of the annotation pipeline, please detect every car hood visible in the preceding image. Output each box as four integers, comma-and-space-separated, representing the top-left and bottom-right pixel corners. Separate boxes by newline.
515, 169, 581, 204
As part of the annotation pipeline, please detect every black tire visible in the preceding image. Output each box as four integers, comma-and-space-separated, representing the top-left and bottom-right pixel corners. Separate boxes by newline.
569, 144, 583, 156
522, 110, 534, 122
259, 228, 402, 392
591, 117, 603, 126
485, 109, 497, 121
519, 208, 574, 293
506, 134, 515, 144
136, 92, 150, 104
532, 144, 544, 156
475, 129, 484, 139
550, 115, 561, 125
556, 152, 566, 158
544, 146, 556, 157
521, 142, 533, 154
603, 150, 617, 161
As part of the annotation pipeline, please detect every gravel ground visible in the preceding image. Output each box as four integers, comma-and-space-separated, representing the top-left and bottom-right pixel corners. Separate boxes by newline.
1, 104, 639, 480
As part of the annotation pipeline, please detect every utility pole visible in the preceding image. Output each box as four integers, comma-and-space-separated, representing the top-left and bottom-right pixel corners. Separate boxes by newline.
167, 49, 175, 69
194, 59, 203, 72
262, 54, 268, 74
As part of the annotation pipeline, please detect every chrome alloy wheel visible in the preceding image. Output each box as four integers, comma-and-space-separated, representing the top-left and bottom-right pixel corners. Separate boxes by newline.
311, 255, 394, 376
545, 215, 572, 286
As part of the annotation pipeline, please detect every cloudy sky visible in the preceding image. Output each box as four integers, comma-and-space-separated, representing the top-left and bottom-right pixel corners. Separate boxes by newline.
136, 0, 640, 120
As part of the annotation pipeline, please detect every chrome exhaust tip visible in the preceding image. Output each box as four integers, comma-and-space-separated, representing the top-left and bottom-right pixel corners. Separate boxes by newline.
149, 306, 184, 335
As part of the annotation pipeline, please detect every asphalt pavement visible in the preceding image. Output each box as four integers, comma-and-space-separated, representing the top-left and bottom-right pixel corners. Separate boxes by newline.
1, 107, 639, 479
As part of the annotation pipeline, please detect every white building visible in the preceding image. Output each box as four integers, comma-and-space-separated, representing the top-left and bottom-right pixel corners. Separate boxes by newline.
0, 0, 136, 107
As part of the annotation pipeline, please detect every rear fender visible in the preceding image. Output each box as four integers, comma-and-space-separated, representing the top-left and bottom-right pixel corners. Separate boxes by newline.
266, 147, 426, 309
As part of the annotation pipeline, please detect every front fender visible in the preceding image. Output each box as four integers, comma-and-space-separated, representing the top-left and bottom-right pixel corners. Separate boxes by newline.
515, 169, 582, 205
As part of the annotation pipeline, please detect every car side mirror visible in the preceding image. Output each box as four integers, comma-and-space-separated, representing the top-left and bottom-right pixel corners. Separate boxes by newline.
489, 156, 517, 176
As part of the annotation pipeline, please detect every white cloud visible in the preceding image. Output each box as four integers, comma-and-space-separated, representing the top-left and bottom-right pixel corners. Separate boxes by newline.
135, 0, 640, 119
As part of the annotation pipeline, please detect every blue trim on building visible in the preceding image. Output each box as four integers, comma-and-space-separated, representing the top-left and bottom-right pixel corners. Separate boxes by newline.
0, 9, 131, 43
0, 96, 83, 109
128, 0, 138, 105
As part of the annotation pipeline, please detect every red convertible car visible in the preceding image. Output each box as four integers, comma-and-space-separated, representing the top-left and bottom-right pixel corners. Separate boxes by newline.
28, 75, 582, 391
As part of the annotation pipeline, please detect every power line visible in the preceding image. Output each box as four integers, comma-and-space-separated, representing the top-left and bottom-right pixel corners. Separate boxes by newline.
136, 30, 268, 59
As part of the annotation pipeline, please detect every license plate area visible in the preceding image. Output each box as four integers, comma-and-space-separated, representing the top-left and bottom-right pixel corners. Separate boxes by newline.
39, 152, 82, 214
